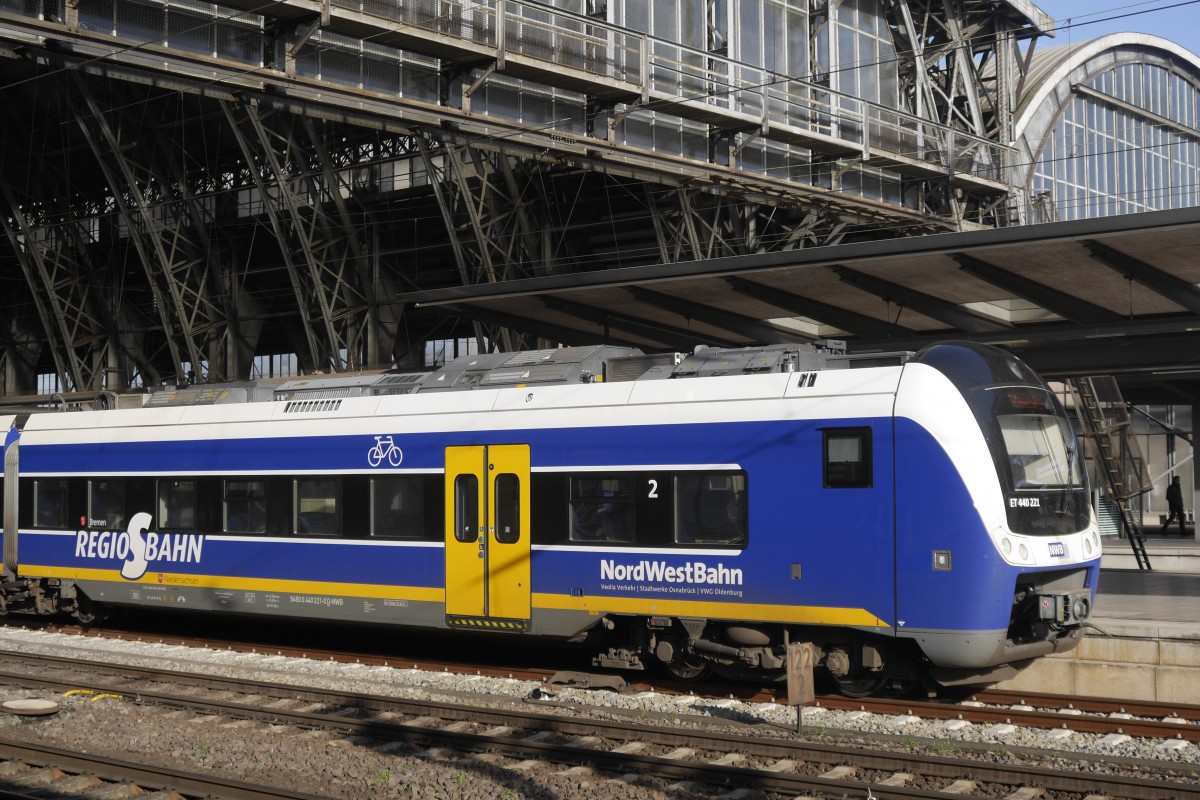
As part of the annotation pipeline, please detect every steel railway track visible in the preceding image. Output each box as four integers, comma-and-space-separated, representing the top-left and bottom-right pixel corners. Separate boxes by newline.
0, 650, 1194, 800
7, 619, 1200, 744
0, 737, 335, 800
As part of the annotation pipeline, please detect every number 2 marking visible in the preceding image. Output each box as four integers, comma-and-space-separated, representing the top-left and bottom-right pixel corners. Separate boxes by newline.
647, 479, 659, 499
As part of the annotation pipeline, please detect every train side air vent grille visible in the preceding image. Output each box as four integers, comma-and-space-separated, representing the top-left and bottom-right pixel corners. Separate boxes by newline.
371, 374, 424, 396
608, 353, 681, 382
377, 374, 424, 385
284, 399, 343, 413
285, 389, 357, 400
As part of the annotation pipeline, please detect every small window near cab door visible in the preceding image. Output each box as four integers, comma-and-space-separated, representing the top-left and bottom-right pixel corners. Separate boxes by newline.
823, 428, 872, 489
494, 474, 520, 544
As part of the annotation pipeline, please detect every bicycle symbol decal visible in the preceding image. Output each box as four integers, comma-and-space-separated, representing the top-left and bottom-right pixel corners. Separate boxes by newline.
367, 435, 403, 467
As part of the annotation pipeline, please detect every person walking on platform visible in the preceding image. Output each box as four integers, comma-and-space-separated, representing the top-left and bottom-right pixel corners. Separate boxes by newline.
1161, 475, 1187, 536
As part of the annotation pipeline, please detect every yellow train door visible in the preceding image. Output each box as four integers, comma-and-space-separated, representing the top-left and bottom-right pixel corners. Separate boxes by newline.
444, 444, 531, 630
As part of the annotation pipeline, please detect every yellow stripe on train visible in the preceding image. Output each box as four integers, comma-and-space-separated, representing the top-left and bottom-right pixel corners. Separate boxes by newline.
531, 592, 890, 628
17, 566, 889, 629
17, 566, 444, 604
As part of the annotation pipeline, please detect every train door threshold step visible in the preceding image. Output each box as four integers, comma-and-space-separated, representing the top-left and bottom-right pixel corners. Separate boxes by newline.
446, 615, 530, 632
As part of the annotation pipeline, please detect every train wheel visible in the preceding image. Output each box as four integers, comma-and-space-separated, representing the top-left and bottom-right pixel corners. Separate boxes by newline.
832, 673, 886, 698
73, 597, 106, 627
662, 655, 712, 682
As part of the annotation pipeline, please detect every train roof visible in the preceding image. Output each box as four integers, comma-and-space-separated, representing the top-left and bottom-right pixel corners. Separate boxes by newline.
133, 343, 911, 409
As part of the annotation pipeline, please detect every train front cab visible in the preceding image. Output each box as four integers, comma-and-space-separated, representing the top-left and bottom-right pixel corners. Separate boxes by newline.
894, 343, 1100, 687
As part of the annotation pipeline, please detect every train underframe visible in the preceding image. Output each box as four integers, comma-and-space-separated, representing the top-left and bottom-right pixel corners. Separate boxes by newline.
0, 576, 1091, 697
583, 583, 1093, 696
585, 614, 931, 695
0, 577, 102, 624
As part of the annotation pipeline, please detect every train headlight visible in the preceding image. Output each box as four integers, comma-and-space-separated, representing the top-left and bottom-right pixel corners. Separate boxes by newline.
1000, 538, 1012, 555
1018, 543, 1029, 561
1084, 537, 1093, 555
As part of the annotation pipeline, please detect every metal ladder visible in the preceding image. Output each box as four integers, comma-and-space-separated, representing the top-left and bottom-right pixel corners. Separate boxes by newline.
1067, 377, 1152, 571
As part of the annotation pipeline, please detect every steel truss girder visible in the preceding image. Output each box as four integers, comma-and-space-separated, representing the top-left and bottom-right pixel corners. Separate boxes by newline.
0, 153, 148, 393
221, 99, 371, 372
66, 75, 206, 383
68, 77, 240, 383
884, 0, 1024, 143
0, 177, 89, 392
0, 308, 46, 396
644, 187, 852, 263
420, 139, 546, 283
417, 137, 555, 353
883, 0, 1030, 225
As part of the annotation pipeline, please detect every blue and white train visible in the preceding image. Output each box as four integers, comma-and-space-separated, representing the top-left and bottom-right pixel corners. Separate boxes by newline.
0, 341, 1099, 694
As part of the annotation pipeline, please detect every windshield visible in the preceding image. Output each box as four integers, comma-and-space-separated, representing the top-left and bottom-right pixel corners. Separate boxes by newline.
910, 342, 1091, 536
1000, 414, 1084, 490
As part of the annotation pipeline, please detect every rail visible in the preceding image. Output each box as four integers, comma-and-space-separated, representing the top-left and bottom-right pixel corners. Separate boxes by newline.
2, 648, 1196, 800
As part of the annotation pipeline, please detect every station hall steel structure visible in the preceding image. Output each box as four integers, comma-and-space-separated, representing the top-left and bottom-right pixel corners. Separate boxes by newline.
1, 1, 1200, 401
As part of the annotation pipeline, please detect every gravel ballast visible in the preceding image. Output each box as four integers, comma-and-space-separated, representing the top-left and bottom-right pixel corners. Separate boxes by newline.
0, 627, 1193, 799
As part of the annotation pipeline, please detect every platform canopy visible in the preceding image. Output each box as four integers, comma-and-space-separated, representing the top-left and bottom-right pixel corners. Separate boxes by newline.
405, 206, 1200, 402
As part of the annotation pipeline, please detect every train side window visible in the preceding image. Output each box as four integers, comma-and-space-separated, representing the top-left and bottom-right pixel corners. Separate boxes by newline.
157, 480, 196, 531
33, 479, 68, 529
823, 428, 872, 488
494, 474, 520, 544
128, 477, 155, 524
224, 479, 267, 534
371, 476, 426, 539
530, 473, 569, 544
296, 478, 340, 536
421, 475, 445, 540
569, 475, 634, 542
88, 479, 125, 529
675, 472, 748, 545
454, 474, 479, 542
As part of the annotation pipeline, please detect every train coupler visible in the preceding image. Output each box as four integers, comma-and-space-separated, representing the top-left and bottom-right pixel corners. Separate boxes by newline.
1036, 589, 1092, 628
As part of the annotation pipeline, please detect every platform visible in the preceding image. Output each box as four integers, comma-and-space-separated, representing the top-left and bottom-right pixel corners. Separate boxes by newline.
994, 536, 1200, 703
1100, 528, 1200, 573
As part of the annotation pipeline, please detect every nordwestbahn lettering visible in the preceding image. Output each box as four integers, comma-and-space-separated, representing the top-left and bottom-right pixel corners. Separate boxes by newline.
600, 559, 743, 586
